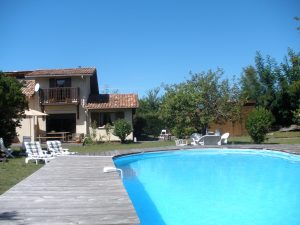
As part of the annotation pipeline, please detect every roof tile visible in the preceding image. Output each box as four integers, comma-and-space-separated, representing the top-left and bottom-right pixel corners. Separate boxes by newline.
26, 68, 96, 77
86, 94, 139, 109
21, 80, 35, 97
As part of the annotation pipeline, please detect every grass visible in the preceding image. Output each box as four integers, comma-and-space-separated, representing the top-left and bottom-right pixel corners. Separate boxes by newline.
0, 157, 42, 195
67, 140, 175, 154
229, 131, 300, 144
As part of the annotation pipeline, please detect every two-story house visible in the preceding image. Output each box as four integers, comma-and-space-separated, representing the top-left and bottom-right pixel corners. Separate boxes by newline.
6, 68, 138, 142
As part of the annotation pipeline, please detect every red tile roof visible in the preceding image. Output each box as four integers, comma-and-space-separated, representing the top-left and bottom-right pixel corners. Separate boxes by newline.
4, 71, 32, 78
21, 80, 35, 97
86, 94, 139, 109
25, 68, 96, 77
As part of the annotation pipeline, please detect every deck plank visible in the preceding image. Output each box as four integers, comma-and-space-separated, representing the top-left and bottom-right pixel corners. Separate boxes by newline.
0, 156, 139, 225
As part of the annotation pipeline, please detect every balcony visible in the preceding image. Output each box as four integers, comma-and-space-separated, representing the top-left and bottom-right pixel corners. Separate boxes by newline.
39, 87, 80, 105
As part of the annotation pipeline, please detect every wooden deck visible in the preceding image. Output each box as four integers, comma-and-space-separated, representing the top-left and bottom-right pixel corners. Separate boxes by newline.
0, 144, 300, 225
0, 156, 139, 225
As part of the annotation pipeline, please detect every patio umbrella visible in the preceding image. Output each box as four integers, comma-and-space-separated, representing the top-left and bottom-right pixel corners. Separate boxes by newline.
24, 109, 48, 117
24, 109, 48, 141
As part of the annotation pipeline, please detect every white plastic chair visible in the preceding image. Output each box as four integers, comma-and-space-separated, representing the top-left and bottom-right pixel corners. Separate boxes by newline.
24, 141, 55, 164
0, 137, 14, 158
218, 133, 230, 145
190, 133, 202, 145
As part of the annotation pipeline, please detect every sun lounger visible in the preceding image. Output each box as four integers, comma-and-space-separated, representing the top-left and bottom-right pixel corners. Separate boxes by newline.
24, 141, 55, 164
218, 133, 230, 145
47, 140, 76, 155
191, 134, 221, 145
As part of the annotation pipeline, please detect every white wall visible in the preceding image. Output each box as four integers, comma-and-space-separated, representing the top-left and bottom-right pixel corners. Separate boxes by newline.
88, 109, 134, 142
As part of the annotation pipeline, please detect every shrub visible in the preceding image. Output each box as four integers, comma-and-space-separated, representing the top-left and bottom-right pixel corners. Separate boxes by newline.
83, 135, 93, 145
246, 107, 274, 144
105, 123, 112, 142
113, 119, 133, 143
91, 121, 97, 142
292, 109, 300, 125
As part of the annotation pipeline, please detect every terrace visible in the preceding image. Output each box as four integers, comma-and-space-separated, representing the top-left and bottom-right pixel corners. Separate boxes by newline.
39, 87, 80, 105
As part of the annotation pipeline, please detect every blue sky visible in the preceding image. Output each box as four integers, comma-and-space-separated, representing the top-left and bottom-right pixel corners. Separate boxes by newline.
0, 0, 299, 97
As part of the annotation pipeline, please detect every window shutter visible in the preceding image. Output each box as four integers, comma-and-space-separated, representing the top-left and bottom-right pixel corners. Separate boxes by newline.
65, 78, 71, 87
49, 78, 55, 88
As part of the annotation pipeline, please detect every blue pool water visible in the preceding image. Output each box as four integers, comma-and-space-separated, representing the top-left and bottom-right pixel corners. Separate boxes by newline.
114, 149, 300, 225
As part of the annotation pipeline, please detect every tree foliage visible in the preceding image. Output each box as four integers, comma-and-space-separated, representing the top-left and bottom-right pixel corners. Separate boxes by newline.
240, 49, 300, 126
0, 73, 28, 146
133, 87, 164, 138
159, 69, 243, 138
113, 119, 133, 143
246, 107, 274, 144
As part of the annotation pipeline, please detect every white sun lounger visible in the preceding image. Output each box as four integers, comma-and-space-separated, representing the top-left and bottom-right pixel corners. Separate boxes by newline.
47, 140, 76, 156
24, 141, 55, 164
191, 133, 221, 145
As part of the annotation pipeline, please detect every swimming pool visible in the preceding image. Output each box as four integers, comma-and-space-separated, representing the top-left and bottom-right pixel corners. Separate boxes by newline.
114, 149, 300, 225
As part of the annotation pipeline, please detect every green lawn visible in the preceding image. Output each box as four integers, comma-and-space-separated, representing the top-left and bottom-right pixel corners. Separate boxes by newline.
0, 157, 42, 195
67, 140, 175, 154
229, 131, 300, 144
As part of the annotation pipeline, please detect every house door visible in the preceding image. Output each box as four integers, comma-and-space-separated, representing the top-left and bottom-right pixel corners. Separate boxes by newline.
46, 114, 76, 133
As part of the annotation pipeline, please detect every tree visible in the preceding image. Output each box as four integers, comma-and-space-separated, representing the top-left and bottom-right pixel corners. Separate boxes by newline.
113, 119, 133, 143
254, 52, 278, 110
159, 69, 243, 138
246, 107, 273, 144
0, 73, 28, 146
240, 49, 300, 127
240, 66, 261, 101
134, 87, 164, 138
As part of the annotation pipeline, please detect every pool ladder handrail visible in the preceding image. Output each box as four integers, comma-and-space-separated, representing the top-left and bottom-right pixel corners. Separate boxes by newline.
103, 166, 123, 179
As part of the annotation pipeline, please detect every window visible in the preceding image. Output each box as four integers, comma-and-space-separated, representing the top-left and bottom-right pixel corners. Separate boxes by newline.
56, 79, 66, 87
49, 78, 71, 88
91, 111, 125, 127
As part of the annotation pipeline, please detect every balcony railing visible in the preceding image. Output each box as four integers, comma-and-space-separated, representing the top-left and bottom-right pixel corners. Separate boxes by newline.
39, 87, 80, 105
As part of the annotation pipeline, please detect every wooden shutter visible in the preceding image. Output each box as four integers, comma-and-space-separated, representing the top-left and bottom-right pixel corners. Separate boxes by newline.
49, 78, 55, 88
65, 78, 71, 87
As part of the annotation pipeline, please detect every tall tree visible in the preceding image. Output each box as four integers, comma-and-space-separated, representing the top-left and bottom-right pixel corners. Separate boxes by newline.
240, 49, 300, 126
240, 66, 261, 101
0, 73, 28, 146
133, 87, 164, 138
159, 69, 243, 138
255, 52, 278, 110
275, 49, 300, 125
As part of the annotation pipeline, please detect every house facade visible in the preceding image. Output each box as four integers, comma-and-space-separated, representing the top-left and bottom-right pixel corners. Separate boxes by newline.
6, 68, 138, 142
